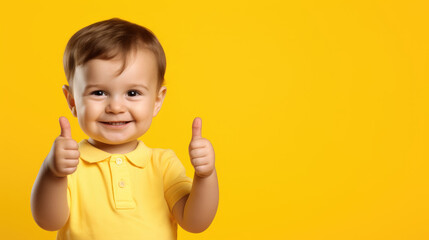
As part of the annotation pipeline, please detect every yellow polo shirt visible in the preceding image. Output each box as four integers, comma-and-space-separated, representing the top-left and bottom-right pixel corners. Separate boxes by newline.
57, 140, 193, 240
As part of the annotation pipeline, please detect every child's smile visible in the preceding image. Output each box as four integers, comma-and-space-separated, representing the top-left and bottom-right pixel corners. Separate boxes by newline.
99, 120, 133, 128
63, 48, 166, 153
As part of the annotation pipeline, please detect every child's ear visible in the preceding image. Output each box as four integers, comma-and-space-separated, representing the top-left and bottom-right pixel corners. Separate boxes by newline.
153, 86, 167, 117
62, 85, 77, 117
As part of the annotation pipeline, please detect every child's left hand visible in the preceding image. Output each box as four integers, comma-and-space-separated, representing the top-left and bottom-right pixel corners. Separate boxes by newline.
188, 117, 215, 178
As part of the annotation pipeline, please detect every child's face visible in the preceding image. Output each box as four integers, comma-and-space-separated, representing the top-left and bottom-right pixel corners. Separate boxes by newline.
63, 49, 166, 149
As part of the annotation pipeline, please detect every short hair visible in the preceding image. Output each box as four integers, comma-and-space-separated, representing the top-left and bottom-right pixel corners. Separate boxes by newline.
63, 18, 166, 91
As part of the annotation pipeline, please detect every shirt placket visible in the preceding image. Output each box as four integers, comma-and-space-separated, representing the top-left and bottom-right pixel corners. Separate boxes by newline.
109, 154, 136, 209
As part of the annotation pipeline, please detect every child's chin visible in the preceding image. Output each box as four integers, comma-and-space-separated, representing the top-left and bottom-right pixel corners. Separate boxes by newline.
91, 136, 137, 145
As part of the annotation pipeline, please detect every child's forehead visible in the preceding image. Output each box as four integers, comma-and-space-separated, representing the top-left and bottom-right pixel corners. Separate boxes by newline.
76, 49, 158, 86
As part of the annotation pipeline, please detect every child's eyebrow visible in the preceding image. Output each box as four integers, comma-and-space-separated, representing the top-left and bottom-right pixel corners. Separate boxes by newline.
84, 84, 149, 91
128, 84, 150, 91
85, 84, 101, 90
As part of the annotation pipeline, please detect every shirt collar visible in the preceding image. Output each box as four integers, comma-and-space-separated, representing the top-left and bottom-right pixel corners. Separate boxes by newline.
78, 139, 151, 168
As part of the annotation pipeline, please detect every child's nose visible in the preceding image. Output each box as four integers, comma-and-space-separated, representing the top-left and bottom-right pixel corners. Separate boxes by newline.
106, 96, 126, 114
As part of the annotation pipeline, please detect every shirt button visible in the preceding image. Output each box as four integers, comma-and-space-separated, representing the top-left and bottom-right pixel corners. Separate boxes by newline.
116, 158, 123, 165
118, 180, 126, 188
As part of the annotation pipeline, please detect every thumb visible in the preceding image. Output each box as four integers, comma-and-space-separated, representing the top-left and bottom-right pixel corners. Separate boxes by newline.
192, 117, 202, 139
59, 116, 72, 138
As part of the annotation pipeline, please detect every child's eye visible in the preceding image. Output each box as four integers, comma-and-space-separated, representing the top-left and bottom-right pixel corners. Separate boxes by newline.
91, 90, 106, 96
127, 90, 141, 97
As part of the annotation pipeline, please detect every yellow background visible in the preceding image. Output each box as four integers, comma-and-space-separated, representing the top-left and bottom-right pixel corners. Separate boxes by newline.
1, 0, 428, 239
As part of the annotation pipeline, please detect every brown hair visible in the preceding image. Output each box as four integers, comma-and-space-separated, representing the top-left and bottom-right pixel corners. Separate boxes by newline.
63, 18, 166, 91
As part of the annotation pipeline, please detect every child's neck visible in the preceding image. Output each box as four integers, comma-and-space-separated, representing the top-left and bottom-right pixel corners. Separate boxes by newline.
88, 138, 139, 154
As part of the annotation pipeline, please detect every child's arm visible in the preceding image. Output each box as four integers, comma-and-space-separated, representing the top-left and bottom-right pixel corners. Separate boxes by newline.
31, 117, 79, 231
172, 118, 219, 233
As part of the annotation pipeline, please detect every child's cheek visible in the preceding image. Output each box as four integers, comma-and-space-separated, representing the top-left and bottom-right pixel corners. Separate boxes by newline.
79, 99, 103, 122
132, 100, 152, 116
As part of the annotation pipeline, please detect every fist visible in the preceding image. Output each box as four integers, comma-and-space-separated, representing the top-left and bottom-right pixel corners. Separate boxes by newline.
188, 117, 215, 178
47, 117, 80, 177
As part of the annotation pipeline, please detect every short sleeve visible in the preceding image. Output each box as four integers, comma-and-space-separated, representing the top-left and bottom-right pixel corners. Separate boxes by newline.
162, 150, 193, 211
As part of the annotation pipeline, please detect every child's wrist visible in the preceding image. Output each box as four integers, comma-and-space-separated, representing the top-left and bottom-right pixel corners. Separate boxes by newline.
194, 168, 216, 179
44, 159, 66, 179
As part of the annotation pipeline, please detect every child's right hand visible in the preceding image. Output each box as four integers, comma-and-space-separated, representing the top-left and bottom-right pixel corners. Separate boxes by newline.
47, 117, 80, 177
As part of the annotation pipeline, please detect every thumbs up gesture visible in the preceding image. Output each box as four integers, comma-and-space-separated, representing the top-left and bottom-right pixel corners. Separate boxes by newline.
47, 117, 80, 177
188, 117, 215, 178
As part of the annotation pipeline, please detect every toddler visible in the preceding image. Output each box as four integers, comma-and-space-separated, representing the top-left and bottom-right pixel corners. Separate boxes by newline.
31, 18, 219, 240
